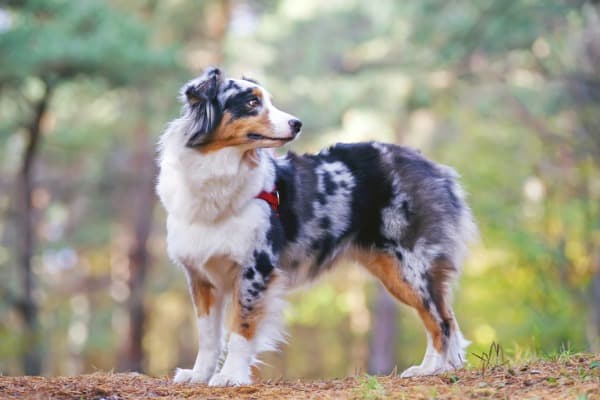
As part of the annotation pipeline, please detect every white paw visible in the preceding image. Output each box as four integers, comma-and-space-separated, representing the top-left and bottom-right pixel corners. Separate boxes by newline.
208, 371, 252, 387
400, 365, 444, 378
173, 368, 211, 384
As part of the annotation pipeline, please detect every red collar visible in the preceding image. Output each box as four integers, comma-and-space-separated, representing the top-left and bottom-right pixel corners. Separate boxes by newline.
256, 187, 280, 215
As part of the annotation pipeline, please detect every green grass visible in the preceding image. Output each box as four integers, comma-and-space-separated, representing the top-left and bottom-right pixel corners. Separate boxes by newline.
354, 374, 386, 400
470, 342, 507, 375
349, 344, 598, 400
469, 341, 593, 375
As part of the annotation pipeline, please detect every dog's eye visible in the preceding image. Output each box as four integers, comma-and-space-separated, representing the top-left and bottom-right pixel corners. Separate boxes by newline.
246, 98, 260, 108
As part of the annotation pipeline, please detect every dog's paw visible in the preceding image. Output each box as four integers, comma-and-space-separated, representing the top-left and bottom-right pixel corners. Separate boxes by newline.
400, 364, 447, 378
400, 363, 458, 378
208, 371, 252, 387
173, 368, 211, 384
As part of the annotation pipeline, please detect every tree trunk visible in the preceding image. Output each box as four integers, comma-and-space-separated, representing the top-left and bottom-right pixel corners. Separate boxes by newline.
17, 80, 53, 375
589, 262, 600, 351
577, 8, 600, 352
120, 124, 157, 373
368, 289, 398, 375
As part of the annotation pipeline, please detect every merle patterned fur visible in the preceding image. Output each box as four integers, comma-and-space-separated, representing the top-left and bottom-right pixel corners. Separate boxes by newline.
245, 142, 473, 297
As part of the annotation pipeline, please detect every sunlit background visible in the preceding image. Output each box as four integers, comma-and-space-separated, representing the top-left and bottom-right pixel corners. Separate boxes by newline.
1, 0, 599, 379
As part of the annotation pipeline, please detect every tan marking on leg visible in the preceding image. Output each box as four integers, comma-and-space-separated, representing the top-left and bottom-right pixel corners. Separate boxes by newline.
230, 274, 278, 341
191, 278, 216, 317
357, 251, 446, 353
180, 260, 218, 317
429, 257, 457, 330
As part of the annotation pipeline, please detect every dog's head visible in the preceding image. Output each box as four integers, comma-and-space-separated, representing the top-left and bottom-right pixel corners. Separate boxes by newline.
180, 67, 302, 153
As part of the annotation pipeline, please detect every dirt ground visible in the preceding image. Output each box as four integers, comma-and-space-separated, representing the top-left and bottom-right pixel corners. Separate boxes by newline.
1, 354, 598, 399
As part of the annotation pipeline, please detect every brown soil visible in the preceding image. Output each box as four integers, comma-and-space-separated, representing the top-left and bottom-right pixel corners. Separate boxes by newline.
0, 354, 598, 399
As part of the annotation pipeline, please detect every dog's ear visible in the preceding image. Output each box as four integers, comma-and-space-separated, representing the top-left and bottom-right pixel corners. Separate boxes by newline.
184, 67, 223, 148
185, 68, 220, 105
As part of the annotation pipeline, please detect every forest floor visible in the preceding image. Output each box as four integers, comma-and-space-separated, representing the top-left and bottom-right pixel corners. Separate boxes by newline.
0, 353, 598, 399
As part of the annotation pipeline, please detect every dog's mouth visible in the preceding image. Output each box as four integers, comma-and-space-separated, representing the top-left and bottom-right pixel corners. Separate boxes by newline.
247, 133, 293, 142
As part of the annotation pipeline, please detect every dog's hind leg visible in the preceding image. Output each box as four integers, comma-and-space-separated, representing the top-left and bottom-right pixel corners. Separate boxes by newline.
173, 268, 225, 384
209, 256, 286, 387
359, 251, 469, 378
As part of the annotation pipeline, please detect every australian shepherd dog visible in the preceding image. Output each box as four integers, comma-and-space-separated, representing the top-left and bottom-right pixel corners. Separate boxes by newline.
156, 67, 477, 386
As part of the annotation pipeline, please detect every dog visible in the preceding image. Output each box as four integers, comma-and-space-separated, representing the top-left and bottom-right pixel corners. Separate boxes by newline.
156, 67, 477, 386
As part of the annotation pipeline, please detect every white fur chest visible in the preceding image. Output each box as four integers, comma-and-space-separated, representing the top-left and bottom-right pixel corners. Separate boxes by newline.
156, 125, 276, 284
165, 201, 269, 274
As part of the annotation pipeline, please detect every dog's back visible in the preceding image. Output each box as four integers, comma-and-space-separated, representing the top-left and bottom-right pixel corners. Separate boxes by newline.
275, 142, 475, 283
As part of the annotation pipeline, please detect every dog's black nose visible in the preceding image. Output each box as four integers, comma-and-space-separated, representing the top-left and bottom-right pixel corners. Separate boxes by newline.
289, 119, 302, 134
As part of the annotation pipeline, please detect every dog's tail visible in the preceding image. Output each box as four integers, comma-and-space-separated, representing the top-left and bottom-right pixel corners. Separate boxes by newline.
440, 164, 479, 273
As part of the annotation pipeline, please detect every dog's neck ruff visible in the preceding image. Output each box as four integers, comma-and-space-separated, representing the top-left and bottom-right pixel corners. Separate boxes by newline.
256, 187, 279, 215
157, 123, 277, 223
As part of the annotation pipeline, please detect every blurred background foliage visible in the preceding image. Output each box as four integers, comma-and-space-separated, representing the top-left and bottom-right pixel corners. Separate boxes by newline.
0, 0, 599, 379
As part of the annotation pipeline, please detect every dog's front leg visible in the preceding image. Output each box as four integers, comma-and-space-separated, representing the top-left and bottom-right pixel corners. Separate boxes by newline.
174, 268, 224, 384
209, 255, 285, 387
